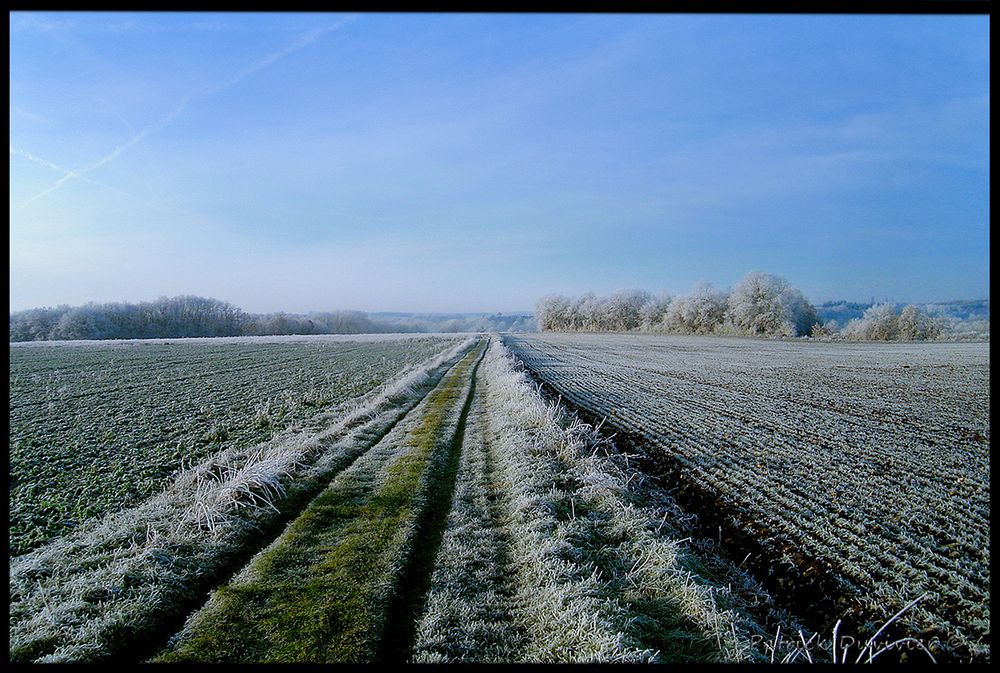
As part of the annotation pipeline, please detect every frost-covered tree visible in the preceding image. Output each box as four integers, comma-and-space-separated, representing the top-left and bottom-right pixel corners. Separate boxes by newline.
842, 303, 900, 341
50, 305, 102, 340
640, 291, 673, 331
535, 294, 574, 332
783, 288, 820, 337
897, 304, 942, 341
605, 289, 651, 332
810, 319, 840, 338
571, 292, 598, 331
8, 306, 68, 341
664, 282, 728, 334
530, 279, 986, 340
725, 271, 818, 337
934, 316, 990, 341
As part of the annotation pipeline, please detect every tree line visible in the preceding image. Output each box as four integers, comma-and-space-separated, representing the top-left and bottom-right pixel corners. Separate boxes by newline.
9, 296, 534, 342
536, 271, 983, 341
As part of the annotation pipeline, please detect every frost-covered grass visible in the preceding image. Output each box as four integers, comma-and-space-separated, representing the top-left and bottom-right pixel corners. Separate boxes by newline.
414, 338, 765, 663
505, 332, 990, 663
9, 335, 459, 555
410, 365, 528, 662
8, 338, 477, 663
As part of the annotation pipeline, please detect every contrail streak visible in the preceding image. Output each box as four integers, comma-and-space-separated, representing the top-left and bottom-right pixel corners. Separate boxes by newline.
206, 20, 353, 96
10, 146, 123, 205
18, 15, 358, 208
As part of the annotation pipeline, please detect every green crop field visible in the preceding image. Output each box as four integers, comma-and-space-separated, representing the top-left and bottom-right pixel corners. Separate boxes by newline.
9, 335, 459, 555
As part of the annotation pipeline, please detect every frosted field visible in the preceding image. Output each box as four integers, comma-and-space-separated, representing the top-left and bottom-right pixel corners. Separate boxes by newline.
8, 333, 990, 663
9, 335, 461, 555
503, 333, 990, 662
11, 337, 757, 664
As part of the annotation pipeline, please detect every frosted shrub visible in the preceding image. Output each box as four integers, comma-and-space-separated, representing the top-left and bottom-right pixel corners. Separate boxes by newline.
842, 304, 907, 341
724, 271, 818, 337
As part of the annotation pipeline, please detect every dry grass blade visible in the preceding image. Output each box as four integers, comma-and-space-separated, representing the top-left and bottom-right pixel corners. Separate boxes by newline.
854, 592, 934, 664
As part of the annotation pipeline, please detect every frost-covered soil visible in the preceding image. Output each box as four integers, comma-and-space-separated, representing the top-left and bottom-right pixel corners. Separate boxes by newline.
503, 332, 990, 663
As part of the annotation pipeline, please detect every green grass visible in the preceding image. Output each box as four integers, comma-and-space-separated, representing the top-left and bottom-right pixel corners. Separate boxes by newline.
155, 342, 485, 663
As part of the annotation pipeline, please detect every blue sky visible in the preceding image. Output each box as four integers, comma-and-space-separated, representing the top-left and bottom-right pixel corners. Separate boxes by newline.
9, 13, 989, 313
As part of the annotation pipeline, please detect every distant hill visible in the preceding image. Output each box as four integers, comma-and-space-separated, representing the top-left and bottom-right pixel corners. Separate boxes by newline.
369, 312, 536, 334
816, 299, 989, 327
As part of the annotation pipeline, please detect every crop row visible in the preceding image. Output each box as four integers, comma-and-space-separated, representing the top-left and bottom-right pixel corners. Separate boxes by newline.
503, 333, 990, 662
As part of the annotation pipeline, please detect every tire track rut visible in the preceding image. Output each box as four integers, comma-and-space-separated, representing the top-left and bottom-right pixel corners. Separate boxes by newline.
377, 339, 487, 662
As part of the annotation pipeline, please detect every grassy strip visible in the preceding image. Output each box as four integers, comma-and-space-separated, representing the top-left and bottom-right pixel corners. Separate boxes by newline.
410, 371, 529, 662
477, 339, 653, 662
473, 338, 759, 662
9, 337, 476, 663
155, 341, 486, 662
